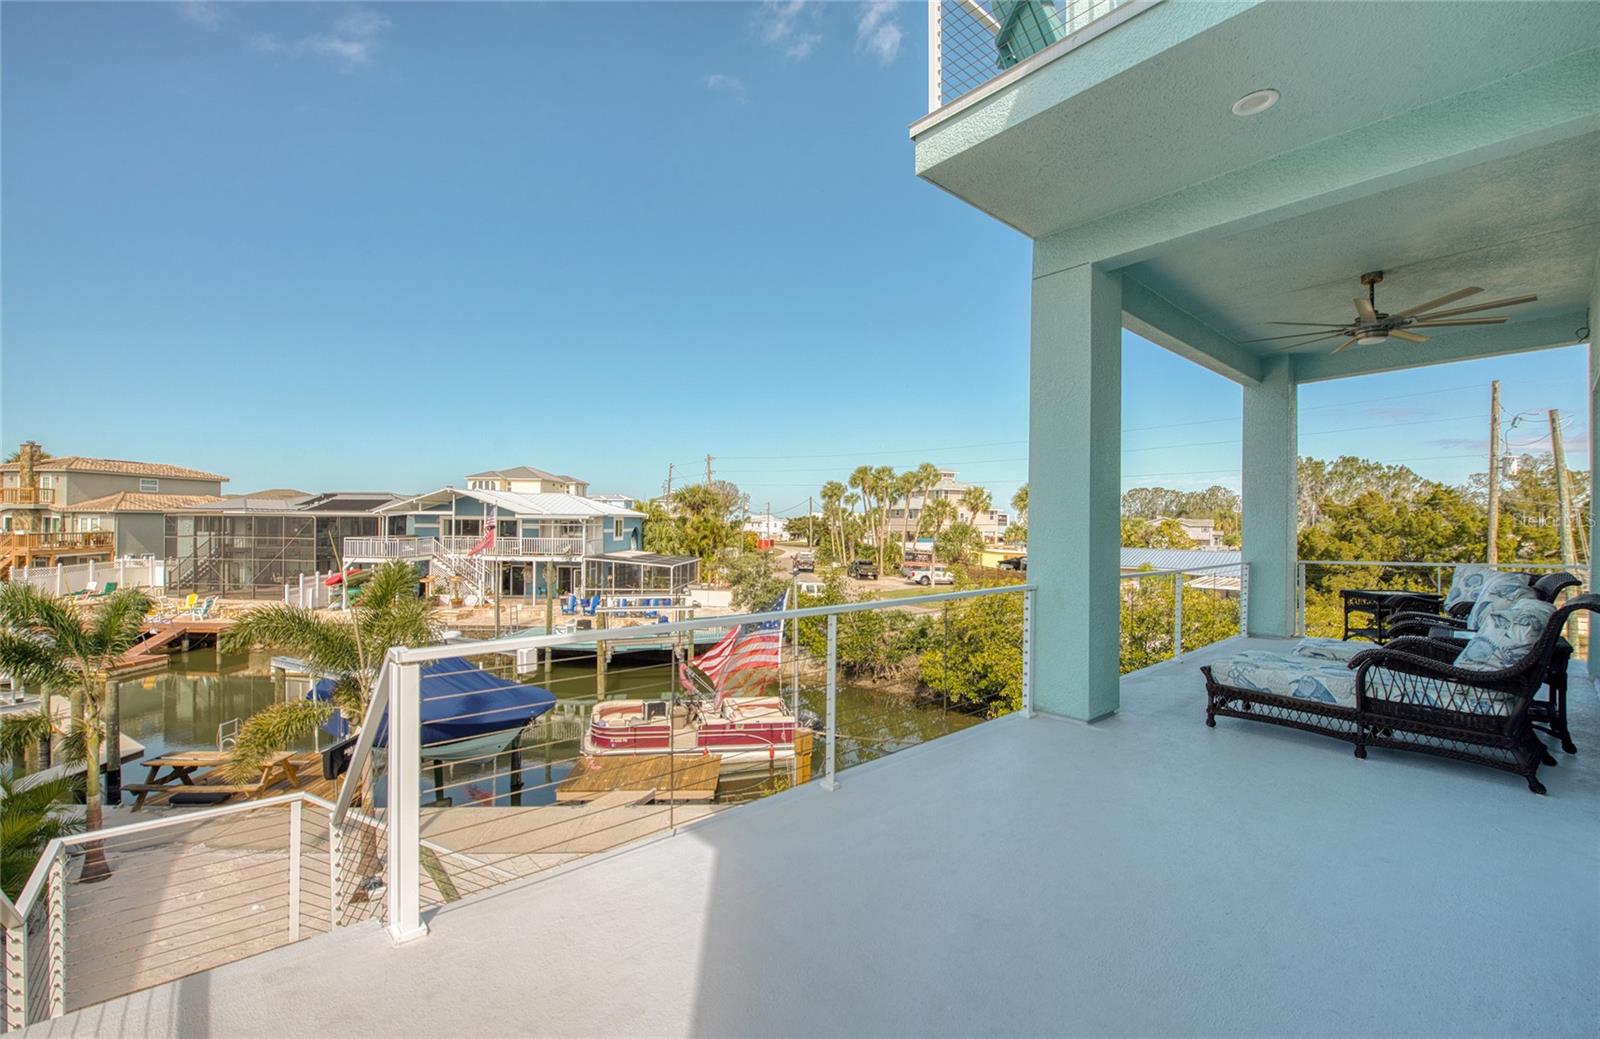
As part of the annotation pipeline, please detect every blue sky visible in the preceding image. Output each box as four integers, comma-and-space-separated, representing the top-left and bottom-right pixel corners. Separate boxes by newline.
2, 2, 1589, 517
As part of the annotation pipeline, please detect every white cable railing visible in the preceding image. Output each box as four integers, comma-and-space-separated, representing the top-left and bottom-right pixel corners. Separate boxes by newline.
347, 584, 1036, 943
0, 791, 383, 1030
925, 0, 1157, 114
1118, 561, 1248, 672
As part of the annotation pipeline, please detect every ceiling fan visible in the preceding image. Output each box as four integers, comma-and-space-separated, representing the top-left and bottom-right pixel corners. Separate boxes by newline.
1246, 271, 1537, 354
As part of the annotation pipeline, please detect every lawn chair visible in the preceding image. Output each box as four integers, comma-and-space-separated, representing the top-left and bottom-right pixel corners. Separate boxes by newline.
71, 582, 99, 598
561, 594, 578, 616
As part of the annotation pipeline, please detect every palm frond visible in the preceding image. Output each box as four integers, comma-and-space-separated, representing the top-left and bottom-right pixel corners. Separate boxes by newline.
352, 560, 421, 615
0, 583, 90, 660
220, 605, 360, 676
0, 631, 76, 690
90, 588, 155, 657
1, 774, 83, 899
223, 700, 331, 783
0, 709, 53, 762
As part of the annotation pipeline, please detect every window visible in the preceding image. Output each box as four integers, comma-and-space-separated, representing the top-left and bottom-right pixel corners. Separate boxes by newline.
140, 478, 160, 492
613, 518, 624, 539
82, 515, 102, 532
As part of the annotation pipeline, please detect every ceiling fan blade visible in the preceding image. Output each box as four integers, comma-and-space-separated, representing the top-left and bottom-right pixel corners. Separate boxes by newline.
1409, 317, 1507, 327
1330, 336, 1362, 354
1388, 330, 1429, 343
1411, 294, 1537, 320
1266, 321, 1348, 327
1394, 286, 1481, 318
1274, 331, 1350, 351
1353, 297, 1378, 322
1244, 329, 1351, 343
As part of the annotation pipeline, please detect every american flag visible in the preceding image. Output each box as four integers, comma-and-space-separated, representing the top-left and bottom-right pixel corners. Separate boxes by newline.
682, 590, 787, 706
468, 506, 497, 557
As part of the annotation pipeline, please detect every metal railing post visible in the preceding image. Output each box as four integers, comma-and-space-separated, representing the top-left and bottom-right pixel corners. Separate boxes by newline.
1238, 563, 1250, 637
1021, 586, 1035, 717
1172, 572, 1184, 659
287, 800, 302, 941
1295, 562, 1307, 637
822, 614, 838, 791
927, 0, 942, 111
2, 902, 25, 1031
386, 657, 427, 944
46, 852, 64, 1019
327, 816, 342, 929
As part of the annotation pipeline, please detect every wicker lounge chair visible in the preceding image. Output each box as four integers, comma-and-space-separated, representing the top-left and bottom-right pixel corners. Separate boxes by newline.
1203, 593, 1600, 793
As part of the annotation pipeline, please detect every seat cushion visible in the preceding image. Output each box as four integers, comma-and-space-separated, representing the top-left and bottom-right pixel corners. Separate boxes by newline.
1465, 571, 1536, 630
1212, 651, 1357, 709
1442, 564, 1496, 610
1290, 637, 1366, 663
1454, 597, 1556, 673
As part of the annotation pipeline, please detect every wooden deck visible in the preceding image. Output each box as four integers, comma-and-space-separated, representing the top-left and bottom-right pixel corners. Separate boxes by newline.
555, 753, 723, 803
116, 620, 231, 674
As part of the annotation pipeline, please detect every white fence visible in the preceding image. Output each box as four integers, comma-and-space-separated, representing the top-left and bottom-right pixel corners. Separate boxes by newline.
283, 572, 341, 610
7, 557, 166, 596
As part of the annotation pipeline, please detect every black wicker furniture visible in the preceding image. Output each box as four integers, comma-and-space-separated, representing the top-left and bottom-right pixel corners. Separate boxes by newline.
1338, 587, 1446, 642
1203, 594, 1600, 794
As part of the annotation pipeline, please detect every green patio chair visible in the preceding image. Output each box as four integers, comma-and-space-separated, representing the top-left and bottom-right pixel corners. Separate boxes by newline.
994, 0, 1065, 70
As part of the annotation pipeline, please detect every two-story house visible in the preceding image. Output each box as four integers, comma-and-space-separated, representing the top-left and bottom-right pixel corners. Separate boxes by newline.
1, 442, 227, 573
465, 466, 589, 497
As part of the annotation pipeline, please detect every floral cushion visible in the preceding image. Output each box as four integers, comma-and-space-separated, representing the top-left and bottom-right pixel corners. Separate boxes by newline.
1465, 572, 1535, 630
1290, 637, 1366, 662
1212, 650, 1357, 709
1442, 564, 1496, 609
1454, 597, 1555, 673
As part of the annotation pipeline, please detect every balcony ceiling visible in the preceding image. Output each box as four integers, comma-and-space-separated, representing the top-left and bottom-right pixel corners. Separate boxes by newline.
915, 1, 1599, 238
914, 1, 1599, 372
1125, 131, 1599, 360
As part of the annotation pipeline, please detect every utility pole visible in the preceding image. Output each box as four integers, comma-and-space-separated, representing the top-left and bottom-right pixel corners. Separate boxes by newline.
664, 462, 674, 500
765, 500, 771, 545
705, 454, 714, 488
808, 495, 814, 548
1550, 409, 1578, 567
1487, 381, 1501, 564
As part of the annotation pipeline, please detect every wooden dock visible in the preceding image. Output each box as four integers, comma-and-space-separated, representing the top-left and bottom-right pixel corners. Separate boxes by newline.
117, 620, 231, 674
555, 753, 723, 803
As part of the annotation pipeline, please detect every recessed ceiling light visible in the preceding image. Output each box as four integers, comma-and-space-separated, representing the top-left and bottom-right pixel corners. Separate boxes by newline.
1231, 89, 1279, 117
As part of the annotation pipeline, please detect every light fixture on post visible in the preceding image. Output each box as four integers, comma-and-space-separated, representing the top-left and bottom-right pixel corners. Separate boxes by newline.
1231, 88, 1279, 117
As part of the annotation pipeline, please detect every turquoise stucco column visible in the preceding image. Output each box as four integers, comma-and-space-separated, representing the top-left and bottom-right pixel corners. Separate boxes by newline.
1241, 354, 1297, 636
1028, 261, 1121, 720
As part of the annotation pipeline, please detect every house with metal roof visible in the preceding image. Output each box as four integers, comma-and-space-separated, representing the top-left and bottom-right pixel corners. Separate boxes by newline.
350, 486, 695, 599
464, 466, 588, 496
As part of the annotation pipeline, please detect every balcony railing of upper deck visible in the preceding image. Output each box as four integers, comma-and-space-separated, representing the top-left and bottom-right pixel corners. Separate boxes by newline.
925, 0, 1156, 115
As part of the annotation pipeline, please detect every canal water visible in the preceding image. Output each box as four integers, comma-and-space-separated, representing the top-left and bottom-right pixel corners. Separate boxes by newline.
107, 647, 985, 807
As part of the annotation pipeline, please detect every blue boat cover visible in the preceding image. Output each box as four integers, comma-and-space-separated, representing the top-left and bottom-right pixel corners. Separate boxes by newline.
313, 657, 557, 749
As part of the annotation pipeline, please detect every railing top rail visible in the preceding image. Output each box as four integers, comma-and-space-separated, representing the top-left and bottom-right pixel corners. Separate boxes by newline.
391, 583, 1035, 664
0, 890, 20, 930
1119, 562, 1244, 578
1300, 559, 1578, 571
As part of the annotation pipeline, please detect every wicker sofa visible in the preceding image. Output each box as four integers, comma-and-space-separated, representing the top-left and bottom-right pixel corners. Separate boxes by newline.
1202, 593, 1600, 794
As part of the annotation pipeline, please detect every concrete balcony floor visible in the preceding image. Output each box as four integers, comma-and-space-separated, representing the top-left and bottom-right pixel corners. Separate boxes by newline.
37, 637, 1600, 1037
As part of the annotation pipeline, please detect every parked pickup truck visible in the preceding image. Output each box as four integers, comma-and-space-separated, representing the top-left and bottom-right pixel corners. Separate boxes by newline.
791, 552, 816, 573
846, 560, 879, 580
908, 568, 955, 586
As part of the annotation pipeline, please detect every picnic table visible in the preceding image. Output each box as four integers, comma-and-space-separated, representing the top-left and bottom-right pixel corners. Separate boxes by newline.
127, 749, 315, 811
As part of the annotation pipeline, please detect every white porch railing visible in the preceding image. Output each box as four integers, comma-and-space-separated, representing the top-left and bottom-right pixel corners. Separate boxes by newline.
1, 791, 385, 1031
356, 584, 1036, 943
925, 0, 1157, 114
1118, 561, 1248, 671
345, 536, 595, 561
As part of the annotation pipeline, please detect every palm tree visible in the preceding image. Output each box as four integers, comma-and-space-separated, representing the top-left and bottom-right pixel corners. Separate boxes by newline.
1011, 483, 1029, 520
0, 584, 152, 881
2, 774, 83, 898
960, 486, 993, 531
220, 560, 438, 780
919, 498, 957, 544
